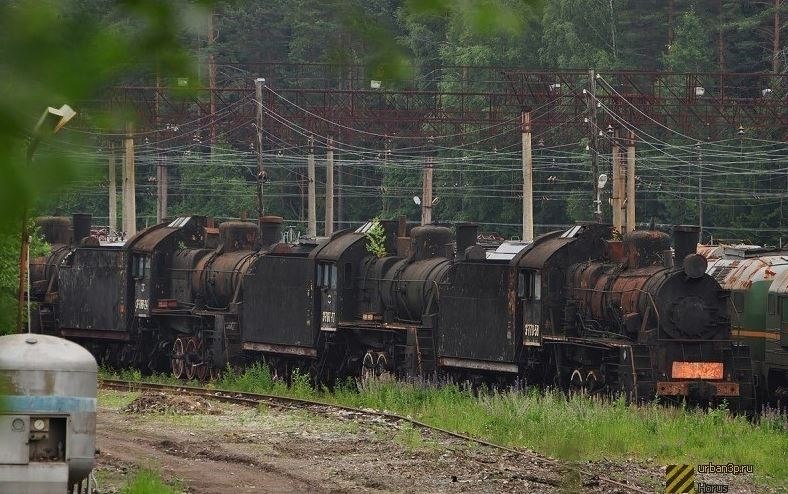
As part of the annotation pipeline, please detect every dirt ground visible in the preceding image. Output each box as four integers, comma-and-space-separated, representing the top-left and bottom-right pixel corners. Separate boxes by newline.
94, 391, 777, 494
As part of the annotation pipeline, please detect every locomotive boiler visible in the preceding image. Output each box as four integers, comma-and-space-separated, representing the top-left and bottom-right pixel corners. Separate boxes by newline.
558, 225, 750, 406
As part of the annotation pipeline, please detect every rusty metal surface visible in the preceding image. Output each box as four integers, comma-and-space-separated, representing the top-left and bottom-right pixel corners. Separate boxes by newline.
622, 230, 671, 268
409, 226, 453, 261
127, 216, 207, 253
707, 256, 788, 291
671, 361, 724, 380
241, 341, 317, 357
195, 250, 258, 309
219, 221, 259, 252
314, 231, 366, 261
437, 357, 518, 373
696, 244, 724, 259
656, 381, 739, 397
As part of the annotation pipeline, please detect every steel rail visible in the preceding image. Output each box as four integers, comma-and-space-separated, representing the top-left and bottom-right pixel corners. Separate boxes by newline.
100, 378, 650, 493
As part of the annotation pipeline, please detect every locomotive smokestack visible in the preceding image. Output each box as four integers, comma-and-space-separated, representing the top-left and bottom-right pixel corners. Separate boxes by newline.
410, 226, 453, 261
72, 213, 92, 245
455, 223, 478, 260
673, 225, 700, 266
36, 216, 72, 245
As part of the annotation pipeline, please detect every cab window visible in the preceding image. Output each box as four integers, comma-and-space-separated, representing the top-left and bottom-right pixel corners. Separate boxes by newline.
317, 263, 335, 289
132, 254, 147, 279
518, 270, 541, 301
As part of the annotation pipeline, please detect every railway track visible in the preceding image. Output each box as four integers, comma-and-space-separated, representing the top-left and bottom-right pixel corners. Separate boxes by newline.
100, 378, 651, 493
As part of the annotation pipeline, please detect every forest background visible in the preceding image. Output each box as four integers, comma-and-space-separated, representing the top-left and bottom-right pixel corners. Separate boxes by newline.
0, 0, 785, 330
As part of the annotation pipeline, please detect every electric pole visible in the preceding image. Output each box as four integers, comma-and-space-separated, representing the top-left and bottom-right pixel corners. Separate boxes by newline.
421, 140, 434, 226
325, 136, 334, 235
255, 77, 266, 216
588, 69, 601, 222
696, 141, 703, 238
108, 140, 117, 235
307, 135, 317, 237
337, 147, 343, 230
611, 127, 624, 233
626, 131, 636, 232
208, 10, 218, 155
155, 72, 167, 223
122, 122, 136, 237
521, 111, 534, 241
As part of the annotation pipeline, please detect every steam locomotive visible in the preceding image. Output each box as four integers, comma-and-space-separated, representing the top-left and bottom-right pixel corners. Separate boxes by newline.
29, 214, 753, 409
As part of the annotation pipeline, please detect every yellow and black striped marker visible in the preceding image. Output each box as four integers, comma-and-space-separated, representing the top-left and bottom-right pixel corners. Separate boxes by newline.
665, 464, 696, 493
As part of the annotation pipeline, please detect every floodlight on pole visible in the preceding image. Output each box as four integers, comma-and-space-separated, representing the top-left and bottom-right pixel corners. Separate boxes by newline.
17, 104, 77, 333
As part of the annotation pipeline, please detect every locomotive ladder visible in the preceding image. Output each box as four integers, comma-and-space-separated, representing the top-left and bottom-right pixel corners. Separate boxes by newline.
729, 344, 755, 413
629, 345, 656, 401
416, 325, 437, 376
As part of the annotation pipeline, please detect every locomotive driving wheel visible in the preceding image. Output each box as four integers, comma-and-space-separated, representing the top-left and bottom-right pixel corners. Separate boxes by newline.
185, 337, 199, 380
375, 353, 390, 380
569, 369, 585, 394
171, 337, 185, 379
361, 351, 376, 384
194, 337, 209, 382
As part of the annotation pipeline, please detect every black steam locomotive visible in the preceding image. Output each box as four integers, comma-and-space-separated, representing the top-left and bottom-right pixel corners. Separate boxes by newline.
29, 214, 753, 409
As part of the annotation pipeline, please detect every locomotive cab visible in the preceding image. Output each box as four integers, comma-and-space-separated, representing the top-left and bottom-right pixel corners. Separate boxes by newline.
518, 269, 542, 346
316, 261, 339, 331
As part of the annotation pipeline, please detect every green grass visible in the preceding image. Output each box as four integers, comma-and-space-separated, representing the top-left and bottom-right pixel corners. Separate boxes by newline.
101, 365, 788, 486
120, 468, 181, 494
97, 390, 140, 409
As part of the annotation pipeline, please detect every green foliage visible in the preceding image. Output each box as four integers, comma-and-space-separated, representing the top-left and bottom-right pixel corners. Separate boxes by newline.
661, 8, 715, 73
107, 366, 787, 485
0, 224, 50, 335
365, 217, 387, 257
120, 468, 181, 494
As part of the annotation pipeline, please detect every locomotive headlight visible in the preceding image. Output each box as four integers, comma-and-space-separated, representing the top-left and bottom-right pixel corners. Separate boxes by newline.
11, 418, 24, 431
33, 419, 46, 431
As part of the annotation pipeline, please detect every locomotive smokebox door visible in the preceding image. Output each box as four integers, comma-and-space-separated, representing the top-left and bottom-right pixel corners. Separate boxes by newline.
519, 269, 542, 346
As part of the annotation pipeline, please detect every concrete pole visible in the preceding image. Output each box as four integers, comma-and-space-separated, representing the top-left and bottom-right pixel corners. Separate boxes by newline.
255, 77, 266, 216
611, 128, 623, 233
589, 69, 601, 223
626, 131, 636, 232
155, 72, 166, 224
157, 155, 168, 223
421, 153, 434, 226
122, 122, 136, 237
307, 136, 317, 237
522, 111, 534, 241
108, 141, 117, 235
208, 11, 217, 156
336, 150, 343, 230
325, 137, 334, 235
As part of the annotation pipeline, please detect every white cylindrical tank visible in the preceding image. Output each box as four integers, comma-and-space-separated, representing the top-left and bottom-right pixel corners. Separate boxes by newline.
0, 333, 97, 494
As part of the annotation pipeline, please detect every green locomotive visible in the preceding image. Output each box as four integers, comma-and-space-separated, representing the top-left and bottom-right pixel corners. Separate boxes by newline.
705, 247, 788, 402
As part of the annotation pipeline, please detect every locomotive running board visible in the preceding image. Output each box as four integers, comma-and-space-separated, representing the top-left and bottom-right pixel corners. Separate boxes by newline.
438, 357, 518, 374
59, 328, 130, 341
241, 342, 317, 358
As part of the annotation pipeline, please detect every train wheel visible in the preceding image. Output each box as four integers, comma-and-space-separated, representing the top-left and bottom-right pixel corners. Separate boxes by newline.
585, 370, 601, 393
194, 337, 209, 382
185, 337, 199, 381
171, 337, 185, 379
209, 365, 222, 381
361, 351, 375, 385
569, 369, 585, 394
375, 353, 390, 380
